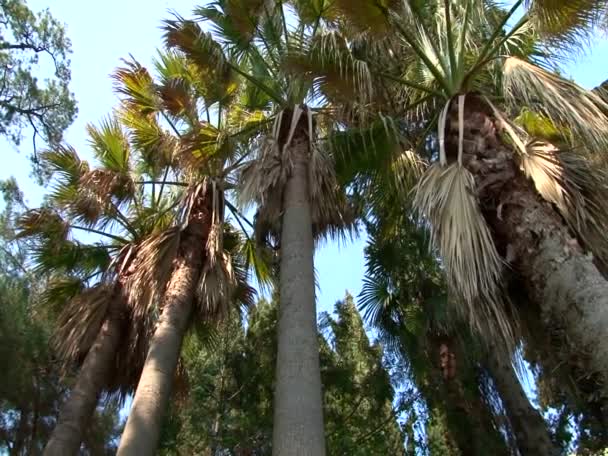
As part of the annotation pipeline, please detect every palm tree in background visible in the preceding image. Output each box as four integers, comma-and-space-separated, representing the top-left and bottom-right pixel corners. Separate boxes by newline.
113, 50, 265, 455
19, 117, 178, 456
19, 51, 257, 456
358, 197, 558, 454
163, 3, 358, 453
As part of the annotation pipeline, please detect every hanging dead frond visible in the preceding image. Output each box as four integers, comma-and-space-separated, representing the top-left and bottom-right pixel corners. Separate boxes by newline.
239, 105, 354, 246
196, 251, 237, 321
518, 141, 608, 268
52, 283, 114, 370
122, 227, 181, 351
413, 163, 512, 344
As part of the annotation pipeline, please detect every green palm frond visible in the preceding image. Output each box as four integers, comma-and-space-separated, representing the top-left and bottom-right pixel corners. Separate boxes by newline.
30, 240, 111, 277
158, 77, 195, 119
195, 0, 268, 51
113, 58, 160, 117
526, 0, 607, 46
120, 109, 177, 175
333, 0, 400, 35
40, 276, 86, 314
163, 17, 230, 79
40, 146, 90, 207
285, 31, 373, 104
86, 116, 132, 174
41, 145, 89, 185
290, 0, 339, 25
177, 122, 228, 172
503, 57, 608, 154
241, 236, 275, 291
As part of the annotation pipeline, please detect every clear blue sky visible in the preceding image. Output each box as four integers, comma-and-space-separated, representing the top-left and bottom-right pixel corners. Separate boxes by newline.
3, 0, 608, 320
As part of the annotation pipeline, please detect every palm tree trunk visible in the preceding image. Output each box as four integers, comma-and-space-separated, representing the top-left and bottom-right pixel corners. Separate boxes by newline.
117, 196, 210, 456
456, 102, 608, 397
272, 134, 326, 456
43, 297, 125, 456
485, 352, 557, 455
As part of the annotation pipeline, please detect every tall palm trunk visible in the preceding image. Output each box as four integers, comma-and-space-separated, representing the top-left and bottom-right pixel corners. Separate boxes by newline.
272, 134, 326, 456
116, 195, 210, 456
452, 99, 608, 396
428, 335, 509, 456
485, 352, 557, 455
43, 295, 126, 456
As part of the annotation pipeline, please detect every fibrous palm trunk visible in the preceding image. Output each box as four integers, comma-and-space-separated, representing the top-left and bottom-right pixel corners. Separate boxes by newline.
486, 352, 557, 455
428, 336, 510, 456
43, 295, 126, 456
272, 135, 326, 456
452, 99, 608, 397
117, 194, 210, 456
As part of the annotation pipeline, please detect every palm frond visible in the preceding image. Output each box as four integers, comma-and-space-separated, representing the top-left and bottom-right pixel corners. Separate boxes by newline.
503, 57, 608, 154
120, 109, 177, 175
519, 142, 608, 268
163, 17, 231, 81
123, 227, 181, 324
285, 31, 373, 104
333, 0, 400, 35
412, 163, 513, 344
53, 283, 114, 368
16, 208, 69, 241
113, 58, 160, 117
240, 106, 353, 245
86, 116, 131, 174
526, 0, 607, 47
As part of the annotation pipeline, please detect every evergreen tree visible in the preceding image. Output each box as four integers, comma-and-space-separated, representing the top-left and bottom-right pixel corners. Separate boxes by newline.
159, 294, 405, 455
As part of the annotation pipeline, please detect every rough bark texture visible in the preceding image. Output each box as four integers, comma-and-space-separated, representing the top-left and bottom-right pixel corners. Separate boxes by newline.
428, 335, 510, 456
447, 98, 608, 398
486, 352, 557, 455
43, 297, 125, 456
117, 193, 210, 456
272, 136, 326, 456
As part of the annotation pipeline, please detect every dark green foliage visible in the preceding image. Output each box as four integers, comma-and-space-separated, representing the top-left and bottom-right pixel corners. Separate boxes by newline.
0, 0, 76, 154
158, 295, 405, 455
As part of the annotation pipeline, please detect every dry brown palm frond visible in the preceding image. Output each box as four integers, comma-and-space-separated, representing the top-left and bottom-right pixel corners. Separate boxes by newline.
503, 57, 608, 154
196, 251, 237, 321
239, 105, 354, 246
16, 208, 69, 241
80, 169, 135, 204
52, 283, 114, 370
122, 227, 181, 356
413, 163, 513, 344
518, 141, 608, 268
519, 141, 572, 215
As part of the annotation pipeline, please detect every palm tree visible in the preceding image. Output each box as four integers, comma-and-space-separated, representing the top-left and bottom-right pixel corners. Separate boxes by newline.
20, 51, 257, 455
358, 202, 558, 454
315, 0, 608, 394
163, 4, 356, 453
114, 53, 261, 454
19, 119, 179, 456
